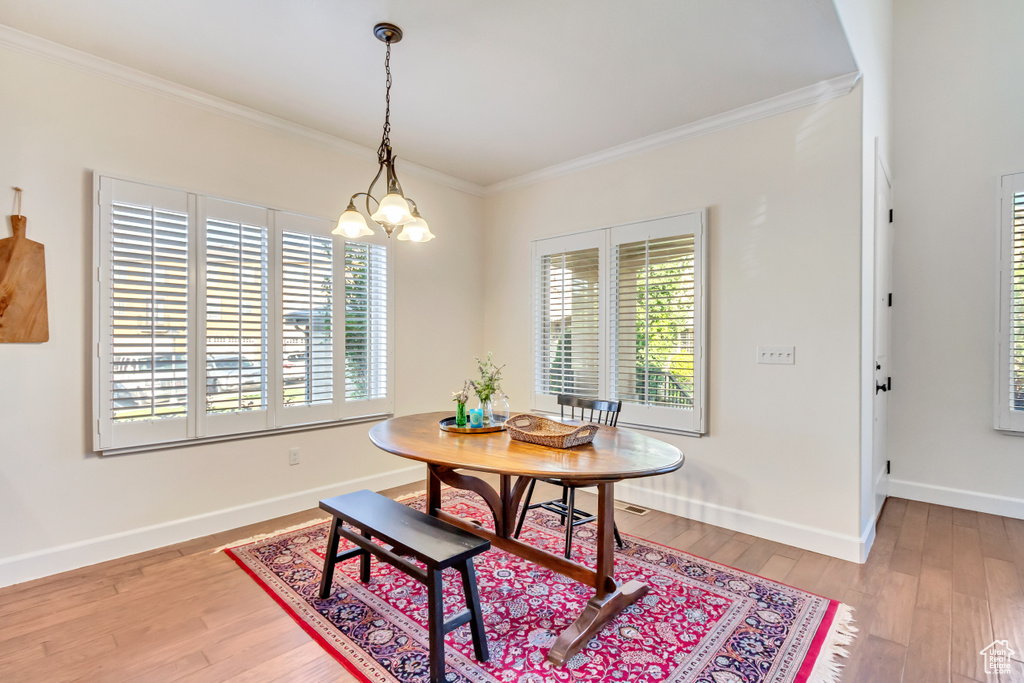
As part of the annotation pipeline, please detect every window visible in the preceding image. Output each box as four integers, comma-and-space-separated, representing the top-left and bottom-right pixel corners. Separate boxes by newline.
94, 176, 393, 452
533, 212, 706, 433
996, 172, 1024, 431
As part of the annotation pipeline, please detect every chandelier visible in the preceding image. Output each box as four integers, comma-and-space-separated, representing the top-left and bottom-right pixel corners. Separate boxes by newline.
333, 23, 434, 242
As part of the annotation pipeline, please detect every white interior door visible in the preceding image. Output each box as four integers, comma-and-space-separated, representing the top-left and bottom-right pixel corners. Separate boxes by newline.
873, 155, 893, 509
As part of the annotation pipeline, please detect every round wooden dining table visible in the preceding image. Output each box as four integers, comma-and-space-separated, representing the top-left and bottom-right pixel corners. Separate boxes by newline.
369, 411, 684, 666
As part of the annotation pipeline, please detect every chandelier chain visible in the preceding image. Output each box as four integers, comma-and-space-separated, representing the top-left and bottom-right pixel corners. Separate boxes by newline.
378, 39, 392, 163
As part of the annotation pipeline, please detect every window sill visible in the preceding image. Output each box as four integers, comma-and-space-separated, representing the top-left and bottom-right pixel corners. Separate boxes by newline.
97, 413, 392, 457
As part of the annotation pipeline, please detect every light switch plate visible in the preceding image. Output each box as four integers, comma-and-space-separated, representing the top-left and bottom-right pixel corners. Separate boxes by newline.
757, 346, 795, 365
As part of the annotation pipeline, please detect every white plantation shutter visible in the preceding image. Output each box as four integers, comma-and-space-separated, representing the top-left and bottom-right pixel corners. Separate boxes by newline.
281, 232, 334, 405
612, 235, 695, 407
610, 214, 704, 432
95, 175, 395, 453
533, 232, 605, 414
344, 240, 389, 404
1013, 192, 1024, 404
532, 212, 706, 433
97, 179, 191, 448
274, 211, 338, 426
199, 199, 270, 436
996, 172, 1024, 431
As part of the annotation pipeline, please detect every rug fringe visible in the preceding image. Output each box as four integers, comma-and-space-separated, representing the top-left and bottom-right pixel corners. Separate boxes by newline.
807, 604, 858, 683
211, 518, 326, 554
396, 489, 427, 501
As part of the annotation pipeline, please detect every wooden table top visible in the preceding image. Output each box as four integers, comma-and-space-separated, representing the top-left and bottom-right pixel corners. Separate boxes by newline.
369, 411, 684, 482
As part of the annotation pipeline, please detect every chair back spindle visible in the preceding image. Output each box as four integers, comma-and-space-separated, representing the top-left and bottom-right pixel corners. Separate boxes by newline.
557, 395, 622, 427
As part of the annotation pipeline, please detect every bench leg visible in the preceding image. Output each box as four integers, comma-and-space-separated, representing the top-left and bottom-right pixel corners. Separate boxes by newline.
426, 568, 446, 683
459, 559, 490, 663
318, 517, 342, 599
360, 530, 372, 582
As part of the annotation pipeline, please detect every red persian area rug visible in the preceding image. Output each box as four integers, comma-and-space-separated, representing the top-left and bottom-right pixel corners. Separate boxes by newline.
225, 489, 856, 683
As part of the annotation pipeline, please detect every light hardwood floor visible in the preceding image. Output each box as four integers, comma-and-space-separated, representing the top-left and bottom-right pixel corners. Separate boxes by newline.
2, 482, 1022, 682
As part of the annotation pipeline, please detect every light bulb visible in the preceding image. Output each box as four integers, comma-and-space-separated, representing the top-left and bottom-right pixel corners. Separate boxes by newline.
371, 193, 413, 226
332, 206, 373, 238
397, 213, 434, 242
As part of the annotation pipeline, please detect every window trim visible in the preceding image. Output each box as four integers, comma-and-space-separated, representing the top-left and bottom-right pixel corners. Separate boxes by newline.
996, 171, 1024, 432
531, 210, 707, 435
93, 173, 394, 453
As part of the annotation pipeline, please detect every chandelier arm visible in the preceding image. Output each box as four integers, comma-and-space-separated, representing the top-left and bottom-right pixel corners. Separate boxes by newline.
364, 164, 386, 217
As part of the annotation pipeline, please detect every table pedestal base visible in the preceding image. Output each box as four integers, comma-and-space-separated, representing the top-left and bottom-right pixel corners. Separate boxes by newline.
548, 579, 649, 666
428, 464, 651, 667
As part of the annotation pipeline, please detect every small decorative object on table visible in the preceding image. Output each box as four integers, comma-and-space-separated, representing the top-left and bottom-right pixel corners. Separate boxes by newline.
451, 380, 473, 427
491, 389, 510, 424
438, 415, 506, 433
471, 352, 505, 427
505, 414, 599, 449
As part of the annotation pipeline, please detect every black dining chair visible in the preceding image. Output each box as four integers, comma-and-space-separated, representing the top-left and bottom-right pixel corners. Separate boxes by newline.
513, 395, 624, 558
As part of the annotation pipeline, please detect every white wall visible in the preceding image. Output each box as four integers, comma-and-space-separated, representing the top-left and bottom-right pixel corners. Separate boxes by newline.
0, 45, 485, 586
833, 0, 893, 540
888, 0, 1024, 517
482, 94, 867, 560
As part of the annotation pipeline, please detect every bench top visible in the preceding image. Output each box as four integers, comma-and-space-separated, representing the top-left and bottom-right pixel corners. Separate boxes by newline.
320, 490, 490, 569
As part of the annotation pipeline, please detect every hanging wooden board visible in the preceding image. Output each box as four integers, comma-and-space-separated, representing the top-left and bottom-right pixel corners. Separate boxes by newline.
0, 215, 49, 342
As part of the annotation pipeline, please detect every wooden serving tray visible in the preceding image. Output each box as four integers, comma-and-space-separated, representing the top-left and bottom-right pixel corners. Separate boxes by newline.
438, 416, 506, 434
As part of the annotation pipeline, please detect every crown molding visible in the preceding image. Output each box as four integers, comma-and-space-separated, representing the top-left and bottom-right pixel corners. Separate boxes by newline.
484, 70, 862, 196
0, 24, 487, 198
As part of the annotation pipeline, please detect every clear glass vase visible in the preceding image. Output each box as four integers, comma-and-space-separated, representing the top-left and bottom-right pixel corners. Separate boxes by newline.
478, 396, 494, 427
491, 390, 510, 426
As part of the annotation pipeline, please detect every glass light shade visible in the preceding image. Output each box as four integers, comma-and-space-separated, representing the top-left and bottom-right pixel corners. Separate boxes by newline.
370, 193, 414, 226
397, 215, 435, 242
332, 208, 373, 238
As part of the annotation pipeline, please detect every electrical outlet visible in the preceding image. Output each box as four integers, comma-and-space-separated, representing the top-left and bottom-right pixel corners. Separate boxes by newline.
288, 447, 300, 466
757, 346, 795, 365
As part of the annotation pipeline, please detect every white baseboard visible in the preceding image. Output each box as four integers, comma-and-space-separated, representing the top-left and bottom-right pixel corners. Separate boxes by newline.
615, 482, 868, 563
888, 478, 1024, 520
0, 465, 423, 589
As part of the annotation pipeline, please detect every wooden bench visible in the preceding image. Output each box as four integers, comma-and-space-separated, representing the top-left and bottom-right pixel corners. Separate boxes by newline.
318, 489, 490, 683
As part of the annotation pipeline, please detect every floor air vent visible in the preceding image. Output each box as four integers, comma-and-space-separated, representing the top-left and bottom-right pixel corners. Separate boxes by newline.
614, 501, 650, 516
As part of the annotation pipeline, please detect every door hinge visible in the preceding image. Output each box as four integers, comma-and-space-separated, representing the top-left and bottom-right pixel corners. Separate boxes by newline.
889, 209, 893, 223
875, 376, 892, 394
888, 293, 892, 307
886, 460, 891, 475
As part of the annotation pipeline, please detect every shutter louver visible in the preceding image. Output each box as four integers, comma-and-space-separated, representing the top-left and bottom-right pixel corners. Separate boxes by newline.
109, 201, 189, 422
345, 241, 388, 401
282, 231, 333, 406
612, 235, 695, 408
205, 218, 268, 413
1012, 191, 1024, 410
535, 248, 601, 398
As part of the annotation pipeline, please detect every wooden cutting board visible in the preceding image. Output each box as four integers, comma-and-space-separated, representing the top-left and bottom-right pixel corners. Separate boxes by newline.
0, 214, 49, 342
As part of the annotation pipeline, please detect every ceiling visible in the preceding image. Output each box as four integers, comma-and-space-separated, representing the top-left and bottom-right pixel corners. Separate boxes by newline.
0, 0, 857, 188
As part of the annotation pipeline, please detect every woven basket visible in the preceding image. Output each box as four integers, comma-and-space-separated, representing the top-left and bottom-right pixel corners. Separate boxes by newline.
504, 414, 599, 449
